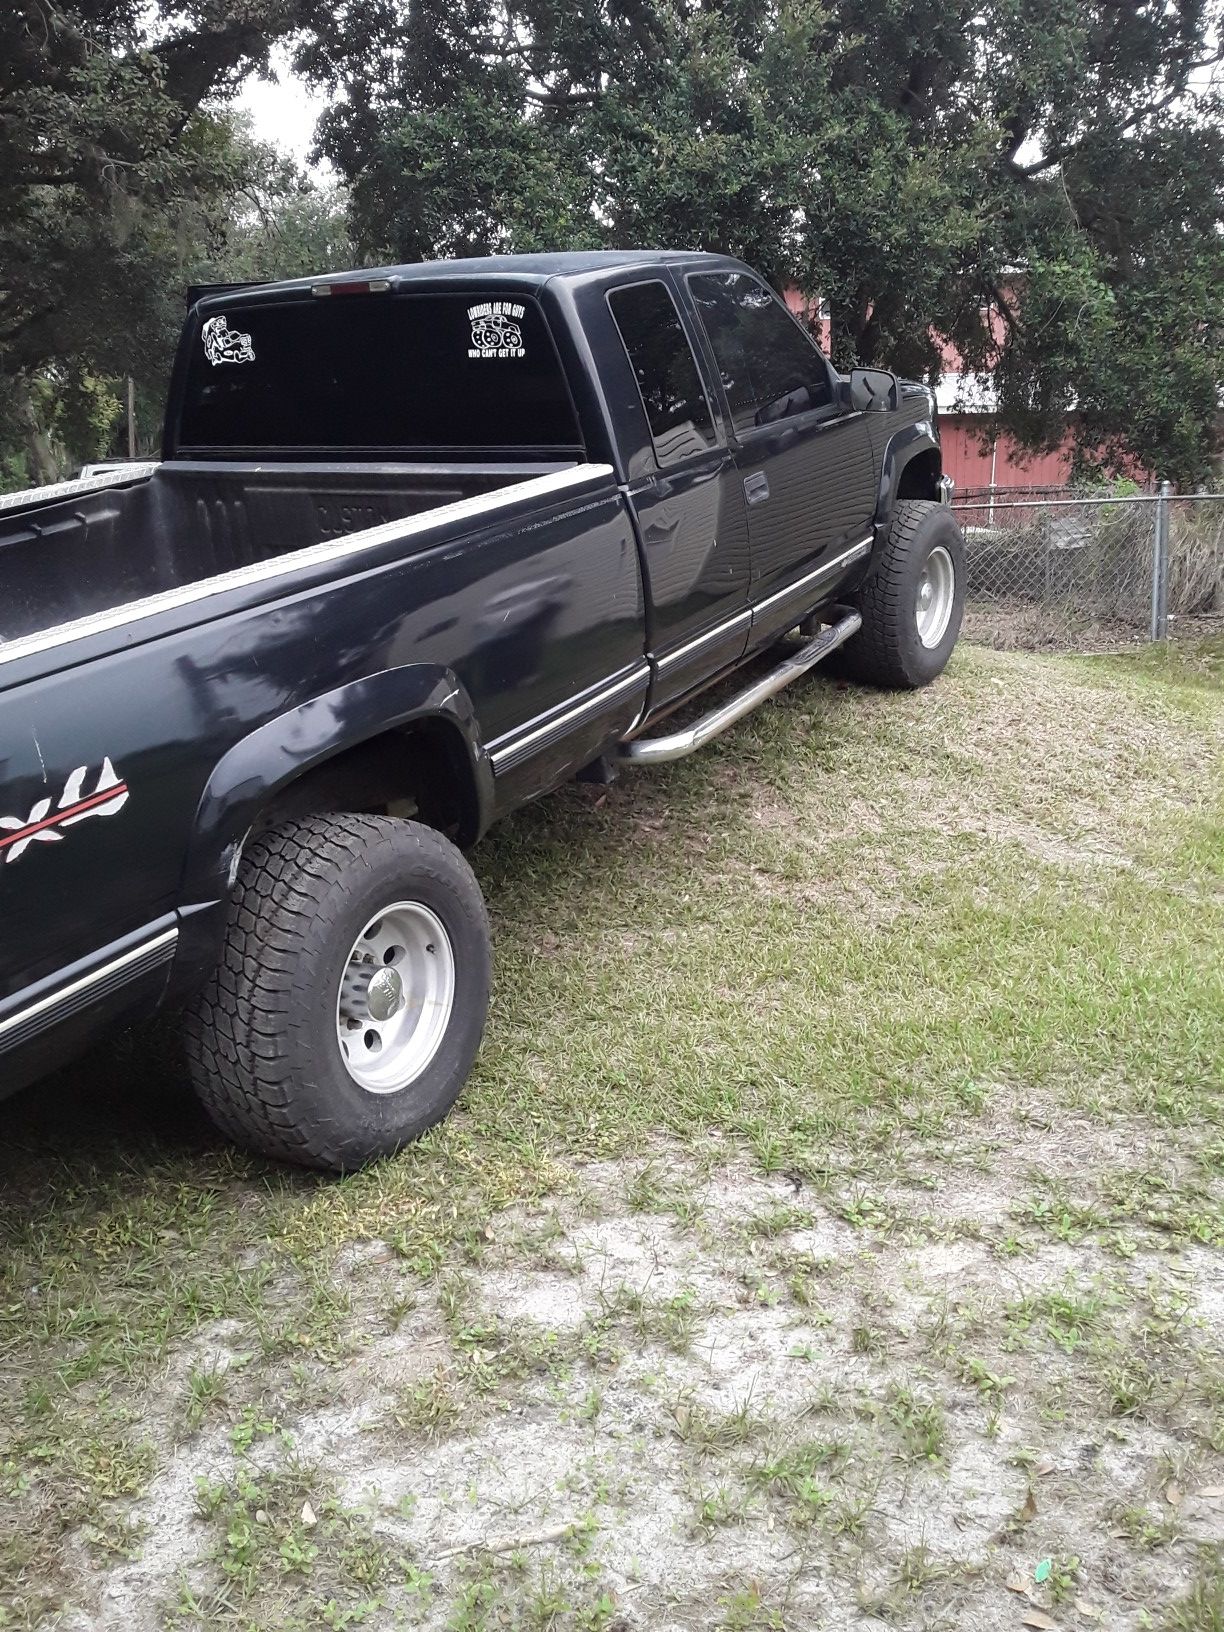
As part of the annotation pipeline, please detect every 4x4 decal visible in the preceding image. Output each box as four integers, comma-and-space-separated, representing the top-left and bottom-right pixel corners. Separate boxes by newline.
0, 759, 130, 864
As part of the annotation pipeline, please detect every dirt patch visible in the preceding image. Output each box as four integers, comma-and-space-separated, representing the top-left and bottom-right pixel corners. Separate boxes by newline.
23, 1096, 1216, 1631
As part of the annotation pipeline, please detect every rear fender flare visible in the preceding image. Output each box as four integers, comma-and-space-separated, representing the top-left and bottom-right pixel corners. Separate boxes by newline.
172, 665, 492, 992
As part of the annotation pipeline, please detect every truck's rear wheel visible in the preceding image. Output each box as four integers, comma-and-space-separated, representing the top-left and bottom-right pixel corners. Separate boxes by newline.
186, 813, 491, 1172
837, 499, 965, 687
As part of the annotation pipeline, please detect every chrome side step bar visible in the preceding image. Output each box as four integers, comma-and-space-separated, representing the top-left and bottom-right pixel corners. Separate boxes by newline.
618, 608, 862, 766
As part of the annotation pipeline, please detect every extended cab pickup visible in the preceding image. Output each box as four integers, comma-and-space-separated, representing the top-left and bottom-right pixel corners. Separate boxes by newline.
0, 251, 963, 1168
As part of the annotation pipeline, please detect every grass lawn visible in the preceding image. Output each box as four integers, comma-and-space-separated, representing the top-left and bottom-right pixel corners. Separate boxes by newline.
1, 637, 1222, 1631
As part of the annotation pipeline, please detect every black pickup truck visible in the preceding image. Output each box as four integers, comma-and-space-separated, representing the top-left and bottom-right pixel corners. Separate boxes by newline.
0, 251, 963, 1169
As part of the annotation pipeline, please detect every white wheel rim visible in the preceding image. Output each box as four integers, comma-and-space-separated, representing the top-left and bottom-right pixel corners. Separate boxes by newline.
335, 901, 456, 1094
916, 545, 956, 648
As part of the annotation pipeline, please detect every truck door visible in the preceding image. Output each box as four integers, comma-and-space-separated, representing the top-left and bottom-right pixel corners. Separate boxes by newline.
605, 279, 751, 708
685, 271, 878, 640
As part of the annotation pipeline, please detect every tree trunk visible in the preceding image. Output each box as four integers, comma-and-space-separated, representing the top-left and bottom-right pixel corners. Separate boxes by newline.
14, 381, 60, 485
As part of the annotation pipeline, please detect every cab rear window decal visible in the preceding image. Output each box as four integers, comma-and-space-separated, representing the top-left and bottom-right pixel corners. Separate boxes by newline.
202, 315, 255, 366
1, 758, 130, 864
467, 302, 525, 359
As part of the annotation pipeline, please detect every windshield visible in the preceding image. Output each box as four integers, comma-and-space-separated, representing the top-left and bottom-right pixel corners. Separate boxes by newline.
175, 292, 583, 456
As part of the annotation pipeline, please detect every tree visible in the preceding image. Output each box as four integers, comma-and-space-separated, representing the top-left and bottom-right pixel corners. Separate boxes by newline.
303, 0, 1224, 484
0, 0, 317, 482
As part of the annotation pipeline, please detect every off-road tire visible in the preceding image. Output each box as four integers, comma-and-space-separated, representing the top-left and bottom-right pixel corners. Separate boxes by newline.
185, 813, 491, 1171
837, 499, 965, 688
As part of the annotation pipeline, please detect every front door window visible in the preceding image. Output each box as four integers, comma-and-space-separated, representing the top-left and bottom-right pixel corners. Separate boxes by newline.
688, 273, 836, 435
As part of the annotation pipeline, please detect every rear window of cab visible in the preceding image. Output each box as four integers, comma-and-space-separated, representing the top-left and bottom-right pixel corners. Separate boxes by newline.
176, 292, 583, 456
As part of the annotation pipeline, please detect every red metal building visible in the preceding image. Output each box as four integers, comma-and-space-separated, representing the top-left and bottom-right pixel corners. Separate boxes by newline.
784, 287, 1080, 492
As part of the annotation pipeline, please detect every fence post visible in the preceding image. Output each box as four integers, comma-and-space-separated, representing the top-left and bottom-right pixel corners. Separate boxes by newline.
1150, 479, 1171, 640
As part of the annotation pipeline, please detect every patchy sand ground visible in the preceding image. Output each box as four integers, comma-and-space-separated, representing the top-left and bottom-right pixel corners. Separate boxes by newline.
19, 1106, 1224, 1632
2, 639, 1222, 1630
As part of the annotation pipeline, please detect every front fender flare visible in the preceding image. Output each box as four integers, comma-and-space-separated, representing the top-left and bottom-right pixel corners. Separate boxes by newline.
172, 665, 492, 993
875, 420, 941, 537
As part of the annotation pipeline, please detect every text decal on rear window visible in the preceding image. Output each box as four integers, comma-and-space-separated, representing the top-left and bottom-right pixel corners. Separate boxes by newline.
467, 302, 525, 359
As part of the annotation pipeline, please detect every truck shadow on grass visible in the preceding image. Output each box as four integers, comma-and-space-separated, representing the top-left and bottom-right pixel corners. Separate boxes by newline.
0, 640, 825, 1191
3, 1022, 222, 1173
0, 790, 706, 1209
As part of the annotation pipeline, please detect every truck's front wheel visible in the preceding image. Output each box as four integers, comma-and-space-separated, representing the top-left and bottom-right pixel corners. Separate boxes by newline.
837, 499, 965, 688
186, 813, 491, 1171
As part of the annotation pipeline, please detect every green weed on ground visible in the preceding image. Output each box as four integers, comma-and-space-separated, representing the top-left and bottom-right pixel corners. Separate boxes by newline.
0, 636, 1221, 1629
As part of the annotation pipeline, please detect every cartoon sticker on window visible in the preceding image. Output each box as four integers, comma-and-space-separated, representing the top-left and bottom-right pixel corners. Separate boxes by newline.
467, 302, 526, 359
202, 315, 255, 366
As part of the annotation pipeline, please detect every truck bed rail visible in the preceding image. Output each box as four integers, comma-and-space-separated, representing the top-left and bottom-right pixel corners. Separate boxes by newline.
0, 462, 161, 515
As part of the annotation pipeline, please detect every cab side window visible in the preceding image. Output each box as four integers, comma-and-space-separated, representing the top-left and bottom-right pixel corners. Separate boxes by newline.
688, 272, 835, 436
608, 280, 717, 466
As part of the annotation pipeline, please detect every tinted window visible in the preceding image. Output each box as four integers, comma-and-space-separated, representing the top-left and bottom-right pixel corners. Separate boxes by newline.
688, 273, 834, 435
608, 281, 716, 465
177, 293, 582, 453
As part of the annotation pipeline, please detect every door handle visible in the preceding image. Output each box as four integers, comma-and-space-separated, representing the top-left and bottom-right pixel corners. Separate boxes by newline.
743, 471, 770, 506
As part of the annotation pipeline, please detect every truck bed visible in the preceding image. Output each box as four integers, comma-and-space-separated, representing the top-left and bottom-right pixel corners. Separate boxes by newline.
0, 461, 567, 649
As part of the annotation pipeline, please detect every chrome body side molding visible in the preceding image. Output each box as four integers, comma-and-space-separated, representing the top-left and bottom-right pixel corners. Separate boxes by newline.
0, 926, 178, 1054
488, 665, 650, 775
750, 536, 873, 623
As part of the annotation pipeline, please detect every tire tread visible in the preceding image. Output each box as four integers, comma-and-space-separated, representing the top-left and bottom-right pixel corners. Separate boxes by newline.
185, 813, 487, 1169
838, 499, 963, 688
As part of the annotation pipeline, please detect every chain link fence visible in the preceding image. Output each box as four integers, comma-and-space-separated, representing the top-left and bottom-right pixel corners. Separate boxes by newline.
951, 485, 1224, 650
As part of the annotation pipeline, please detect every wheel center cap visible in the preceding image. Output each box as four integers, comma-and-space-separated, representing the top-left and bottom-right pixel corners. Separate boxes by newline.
366, 967, 404, 1022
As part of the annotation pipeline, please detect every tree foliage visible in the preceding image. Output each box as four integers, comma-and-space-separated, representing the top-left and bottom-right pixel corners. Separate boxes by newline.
0, 0, 324, 480
305, 0, 1224, 483
4, 0, 1221, 486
